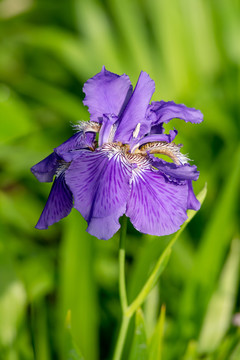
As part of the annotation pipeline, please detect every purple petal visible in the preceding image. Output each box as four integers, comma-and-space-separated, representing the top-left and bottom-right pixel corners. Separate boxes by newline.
187, 180, 201, 210
87, 215, 122, 241
35, 172, 73, 229
147, 100, 203, 126
65, 147, 132, 240
126, 166, 188, 236
98, 113, 118, 146
31, 152, 60, 183
151, 158, 199, 181
130, 130, 178, 151
83, 66, 133, 123
149, 124, 164, 135
55, 131, 96, 162
114, 71, 155, 143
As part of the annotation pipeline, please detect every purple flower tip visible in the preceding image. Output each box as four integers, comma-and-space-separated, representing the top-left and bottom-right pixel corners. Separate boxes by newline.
31, 67, 203, 239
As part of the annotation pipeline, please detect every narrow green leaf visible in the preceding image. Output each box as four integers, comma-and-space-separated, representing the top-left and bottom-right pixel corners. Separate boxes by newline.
127, 184, 207, 316
230, 342, 240, 360
181, 0, 220, 76
196, 148, 240, 287
144, 0, 196, 97
65, 311, 85, 360
0, 259, 26, 347
144, 286, 159, 337
129, 308, 148, 360
74, 1, 122, 71
31, 299, 51, 360
198, 239, 240, 353
59, 210, 99, 360
182, 340, 198, 360
0, 86, 35, 143
126, 248, 171, 317
214, 334, 240, 360
16, 26, 94, 79
180, 148, 240, 330
148, 304, 166, 360
15, 76, 87, 121
18, 256, 54, 302
108, 0, 155, 75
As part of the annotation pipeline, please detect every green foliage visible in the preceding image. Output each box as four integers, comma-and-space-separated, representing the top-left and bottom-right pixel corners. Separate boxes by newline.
0, 258, 26, 348
0, 0, 239, 359
198, 239, 240, 354
148, 304, 166, 360
60, 210, 99, 360
230, 342, 240, 360
65, 310, 85, 360
129, 309, 148, 360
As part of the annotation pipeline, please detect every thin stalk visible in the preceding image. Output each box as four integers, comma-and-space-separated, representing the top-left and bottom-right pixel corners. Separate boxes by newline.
119, 215, 128, 312
113, 315, 131, 360
113, 216, 130, 360
113, 185, 207, 359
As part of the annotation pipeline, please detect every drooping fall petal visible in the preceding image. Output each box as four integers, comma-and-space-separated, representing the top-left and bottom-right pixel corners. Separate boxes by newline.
126, 165, 188, 236
65, 146, 132, 239
35, 172, 73, 229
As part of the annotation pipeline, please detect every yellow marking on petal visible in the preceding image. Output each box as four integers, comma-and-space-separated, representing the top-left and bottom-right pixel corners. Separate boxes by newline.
134, 141, 189, 165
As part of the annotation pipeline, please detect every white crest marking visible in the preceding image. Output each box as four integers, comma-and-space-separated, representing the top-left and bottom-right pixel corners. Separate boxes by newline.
133, 123, 141, 138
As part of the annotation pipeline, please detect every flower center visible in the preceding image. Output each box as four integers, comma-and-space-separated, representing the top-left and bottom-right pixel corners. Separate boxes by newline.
134, 141, 189, 165
75, 120, 189, 166
56, 160, 71, 176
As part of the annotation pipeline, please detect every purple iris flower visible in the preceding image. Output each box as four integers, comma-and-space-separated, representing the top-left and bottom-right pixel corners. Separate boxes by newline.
31, 67, 203, 240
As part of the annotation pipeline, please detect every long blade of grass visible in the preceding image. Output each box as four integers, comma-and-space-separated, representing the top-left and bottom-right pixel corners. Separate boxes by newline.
65, 310, 85, 360
129, 308, 148, 360
198, 238, 240, 354
59, 210, 99, 360
148, 304, 166, 360
126, 184, 207, 317
230, 342, 240, 360
180, 146, 240, 330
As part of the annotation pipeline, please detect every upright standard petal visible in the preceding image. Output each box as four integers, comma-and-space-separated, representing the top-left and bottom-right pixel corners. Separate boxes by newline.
114, 71, 155, 142
126, 166, 188, 236
147, 101, 203, 126
35, 172, 73, 229
31, 152, 60, 183
83, 66, 133, 123
65, 146, 132, 240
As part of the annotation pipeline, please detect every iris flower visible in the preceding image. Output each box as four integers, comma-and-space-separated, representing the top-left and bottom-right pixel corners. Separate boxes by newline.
31, 67, 203, 240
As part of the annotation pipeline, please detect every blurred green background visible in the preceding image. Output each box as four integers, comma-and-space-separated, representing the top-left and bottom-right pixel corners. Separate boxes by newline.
0, 0, 239, 359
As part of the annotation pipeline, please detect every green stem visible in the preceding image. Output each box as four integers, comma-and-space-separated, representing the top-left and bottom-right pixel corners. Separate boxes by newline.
113, 315, 130, 360
113, 216, 130, 360
119, 215, 128, 312
113, 185, 207, 360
